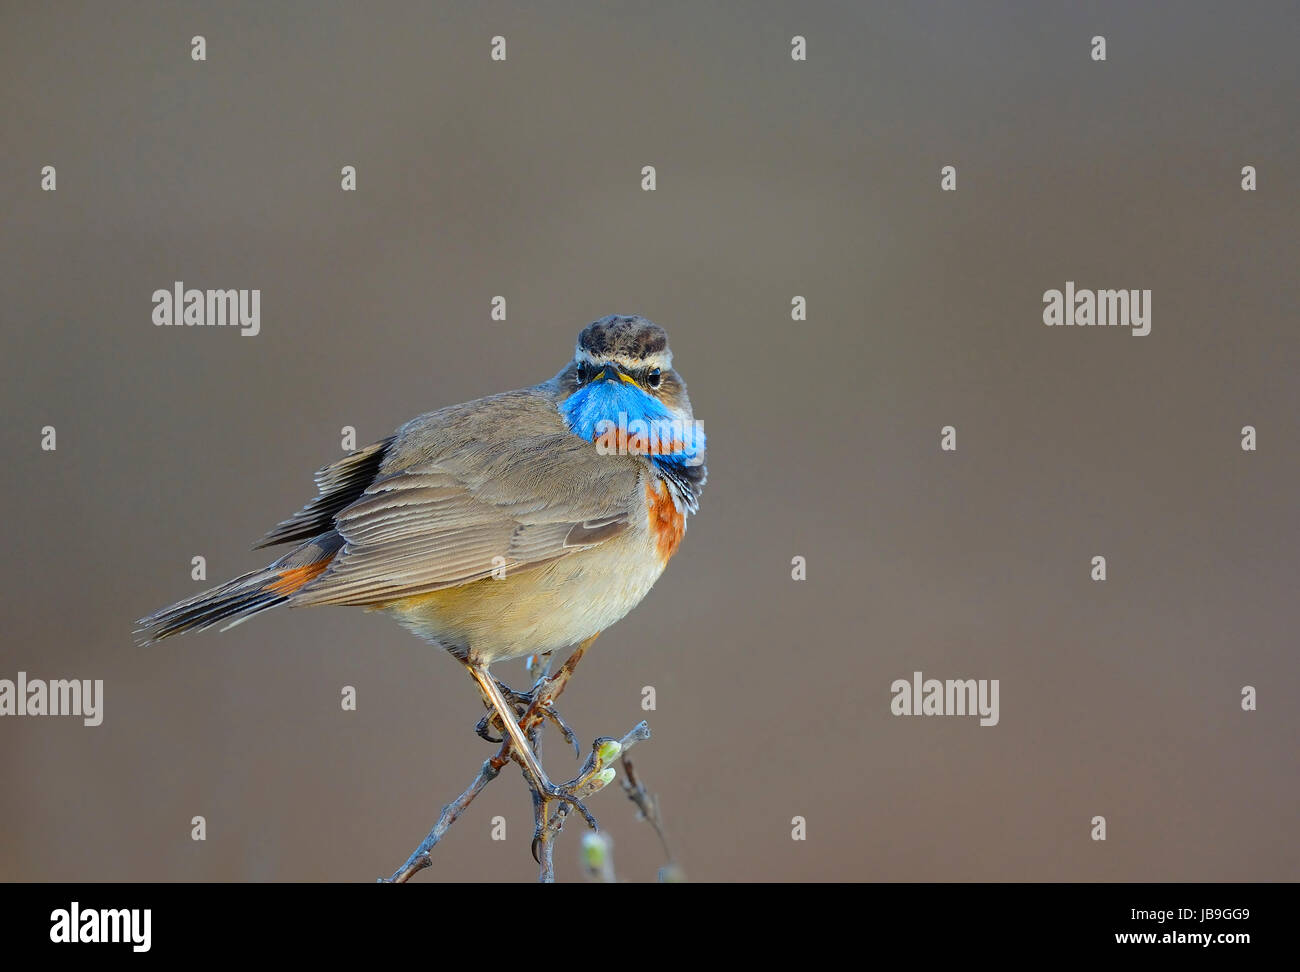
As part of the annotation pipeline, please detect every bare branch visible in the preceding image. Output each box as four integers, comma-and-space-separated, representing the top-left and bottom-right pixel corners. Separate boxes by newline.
620, 755, 675, 869
382, 745, 507, 883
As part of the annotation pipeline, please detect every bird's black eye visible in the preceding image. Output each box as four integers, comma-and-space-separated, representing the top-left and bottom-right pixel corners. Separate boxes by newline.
647, 368, 662, 389
576, 363, 588, 383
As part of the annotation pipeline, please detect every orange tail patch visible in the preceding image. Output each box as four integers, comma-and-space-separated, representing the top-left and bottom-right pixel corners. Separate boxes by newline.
268, 558, 333, 596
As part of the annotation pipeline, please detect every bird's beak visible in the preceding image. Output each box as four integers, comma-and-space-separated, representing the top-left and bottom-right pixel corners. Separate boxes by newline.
592, 365, 640, 388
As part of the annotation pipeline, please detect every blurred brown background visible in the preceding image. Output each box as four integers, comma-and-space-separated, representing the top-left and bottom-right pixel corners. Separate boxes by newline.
2, 1, 1297, 882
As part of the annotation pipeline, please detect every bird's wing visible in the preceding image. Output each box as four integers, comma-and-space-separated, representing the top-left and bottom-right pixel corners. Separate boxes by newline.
289, 389, 643, 606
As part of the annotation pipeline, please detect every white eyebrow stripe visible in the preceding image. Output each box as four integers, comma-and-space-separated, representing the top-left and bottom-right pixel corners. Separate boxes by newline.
574, 347, 673, 370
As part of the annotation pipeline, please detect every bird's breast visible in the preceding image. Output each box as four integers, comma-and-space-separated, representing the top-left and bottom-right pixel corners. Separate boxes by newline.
645, 476, 686, 565
382, 470, 687, 663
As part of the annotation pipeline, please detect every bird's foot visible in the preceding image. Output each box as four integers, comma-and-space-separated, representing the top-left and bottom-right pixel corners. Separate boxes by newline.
473, 678, 530, 742
475, 676, 579, 756
528, 776, 599, 864
527, 736, 626, 860
536, 777, 599, 832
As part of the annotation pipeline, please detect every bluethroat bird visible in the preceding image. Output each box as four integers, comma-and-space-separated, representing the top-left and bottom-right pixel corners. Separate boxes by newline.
138, 315, 706, 810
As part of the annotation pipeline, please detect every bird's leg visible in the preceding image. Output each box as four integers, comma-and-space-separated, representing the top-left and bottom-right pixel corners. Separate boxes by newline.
494, 678, 535, 709
473, 672, 579, 755
472, 636, 598, 753
466, 662, 598, 830
523, 633, 597, 721
521, 634, 598, 755
473, 676, 533, 743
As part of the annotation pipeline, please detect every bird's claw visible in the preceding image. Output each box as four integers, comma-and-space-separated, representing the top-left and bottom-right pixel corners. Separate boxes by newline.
474, 714, 504, 744
539, 702, 580, 757
525, 767, 600, 864
478, 676, 580, 756
539, 779, 599, 831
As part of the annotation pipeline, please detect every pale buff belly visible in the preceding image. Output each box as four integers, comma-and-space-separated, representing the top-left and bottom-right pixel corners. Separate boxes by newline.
378, 530, 670, 665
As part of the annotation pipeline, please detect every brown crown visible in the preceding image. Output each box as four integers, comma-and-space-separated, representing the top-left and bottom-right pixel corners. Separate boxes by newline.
577, 315, 669, 362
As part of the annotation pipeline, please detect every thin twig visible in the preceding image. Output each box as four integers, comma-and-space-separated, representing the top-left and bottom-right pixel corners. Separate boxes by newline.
620, 756, 675, 869
382, 746, 507, 883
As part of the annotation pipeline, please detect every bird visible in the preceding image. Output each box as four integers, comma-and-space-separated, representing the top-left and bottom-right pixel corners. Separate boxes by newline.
137, 314, 706, 809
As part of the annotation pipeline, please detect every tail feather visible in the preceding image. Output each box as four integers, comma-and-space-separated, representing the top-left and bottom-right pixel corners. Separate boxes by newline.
135, 534, 342, 646
254, 436, 393, 549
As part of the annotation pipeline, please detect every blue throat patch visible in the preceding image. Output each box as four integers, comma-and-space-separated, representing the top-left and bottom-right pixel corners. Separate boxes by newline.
559, 380, 705, 469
